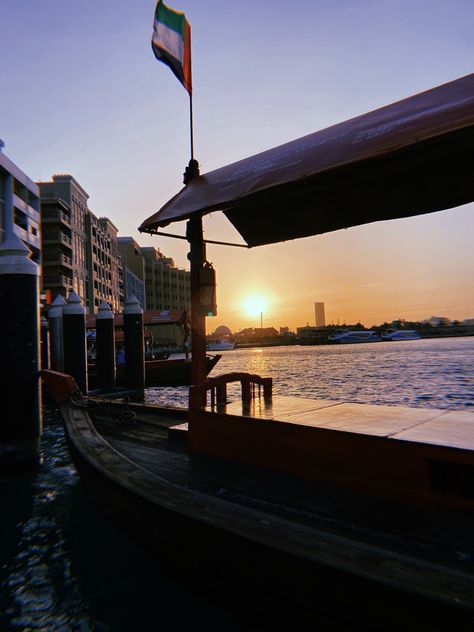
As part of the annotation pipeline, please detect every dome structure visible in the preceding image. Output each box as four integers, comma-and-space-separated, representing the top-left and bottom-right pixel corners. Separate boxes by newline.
213, 325, 232, 336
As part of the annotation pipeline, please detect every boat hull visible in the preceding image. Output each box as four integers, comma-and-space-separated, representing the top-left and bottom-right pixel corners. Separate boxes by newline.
41, 370, 474, 630
88, 354, 221, 388
62, 403, 474, 630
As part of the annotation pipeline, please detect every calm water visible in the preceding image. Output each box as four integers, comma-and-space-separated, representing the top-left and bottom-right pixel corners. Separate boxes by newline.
147, 336, 474, 410
1, 337, 473, 631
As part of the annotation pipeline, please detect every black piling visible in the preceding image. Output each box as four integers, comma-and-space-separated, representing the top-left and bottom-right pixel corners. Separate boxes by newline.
0, 233, 41, 470
48, 294, 66, 371
123, 295, 145, 397
95, 300, 115, 391
63, 291, 87, 395
40, 315, 50, 370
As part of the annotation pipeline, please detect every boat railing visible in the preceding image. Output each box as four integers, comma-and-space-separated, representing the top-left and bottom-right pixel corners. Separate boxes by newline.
189, 372, 272, 411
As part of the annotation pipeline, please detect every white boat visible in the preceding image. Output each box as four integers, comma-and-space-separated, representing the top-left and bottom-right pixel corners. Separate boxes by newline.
206, 339, 235, 351
328, 329, 382, 344
381, 329, 421, 341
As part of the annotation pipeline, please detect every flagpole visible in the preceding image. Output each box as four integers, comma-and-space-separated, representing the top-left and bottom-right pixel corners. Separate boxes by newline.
189, 93, 194, 160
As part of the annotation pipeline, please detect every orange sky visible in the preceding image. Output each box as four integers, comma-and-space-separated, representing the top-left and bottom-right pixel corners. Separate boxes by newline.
2, 1, 473, 330
148, 202, 474, 332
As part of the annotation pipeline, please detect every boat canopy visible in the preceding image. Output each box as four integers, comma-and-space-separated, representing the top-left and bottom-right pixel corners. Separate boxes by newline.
139, 73, 474, 247
86, 308, 188, 328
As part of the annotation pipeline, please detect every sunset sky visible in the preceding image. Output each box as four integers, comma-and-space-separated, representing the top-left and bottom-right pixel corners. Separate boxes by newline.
2, 0, 473, 331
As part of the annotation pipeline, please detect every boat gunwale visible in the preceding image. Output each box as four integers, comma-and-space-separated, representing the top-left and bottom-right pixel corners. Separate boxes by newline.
60, 398, 474, 611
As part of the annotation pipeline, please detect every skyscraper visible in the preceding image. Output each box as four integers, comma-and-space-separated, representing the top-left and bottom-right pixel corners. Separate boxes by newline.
315, 302, 326, 327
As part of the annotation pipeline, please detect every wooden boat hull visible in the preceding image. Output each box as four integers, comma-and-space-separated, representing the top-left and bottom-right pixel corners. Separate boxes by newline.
40, 371, 473, 630
88, 353, 221, 389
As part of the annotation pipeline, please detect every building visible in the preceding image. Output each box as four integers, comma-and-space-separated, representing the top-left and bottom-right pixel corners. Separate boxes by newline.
86, 214, 123, 313
117, 236, 145, 309
314, 302, 326, 327
38, 175, 89, 306
141, 246, 191, 313
0, 142, 41, 263
38, 174, 123, 313
140, 246, 191, 348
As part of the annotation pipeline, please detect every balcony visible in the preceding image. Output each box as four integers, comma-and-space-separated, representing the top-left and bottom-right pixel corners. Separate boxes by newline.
41, 208, 72, 227
42, 231, 72, 249
42, 273, 73, 288
42, 253, 73, 269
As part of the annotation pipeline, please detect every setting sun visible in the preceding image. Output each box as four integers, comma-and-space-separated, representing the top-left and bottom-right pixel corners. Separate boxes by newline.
242, 294, 269, 318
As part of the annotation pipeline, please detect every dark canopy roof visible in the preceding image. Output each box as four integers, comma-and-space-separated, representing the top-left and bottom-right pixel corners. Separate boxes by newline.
139, 73, 474, 247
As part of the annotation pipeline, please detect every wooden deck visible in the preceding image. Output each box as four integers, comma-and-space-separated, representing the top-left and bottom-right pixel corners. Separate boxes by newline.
217, 395, 474, 449
57, 396, 474, 626
186, 395, 474, 511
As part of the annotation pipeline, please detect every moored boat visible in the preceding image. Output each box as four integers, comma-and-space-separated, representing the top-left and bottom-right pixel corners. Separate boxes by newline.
328, 329, 382, 343
88, 352, 221, 388
42, 368, 474, 629
48, 73, 474, 628
206, 339, 235, 351
381, 329, 422, 341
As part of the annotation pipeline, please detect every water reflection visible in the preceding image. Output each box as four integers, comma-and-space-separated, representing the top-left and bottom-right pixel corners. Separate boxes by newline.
1, 412, 245, 631
146, 337, 474, 410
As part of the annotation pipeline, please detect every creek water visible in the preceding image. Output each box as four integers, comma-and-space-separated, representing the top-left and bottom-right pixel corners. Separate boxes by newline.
1, 337, 473, 630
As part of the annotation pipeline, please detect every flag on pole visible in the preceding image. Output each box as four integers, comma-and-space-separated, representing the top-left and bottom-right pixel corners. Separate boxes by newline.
151, 0, 192, 95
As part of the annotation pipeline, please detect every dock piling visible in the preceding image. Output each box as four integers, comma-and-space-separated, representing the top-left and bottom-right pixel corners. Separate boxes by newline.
63, 291, 88, 395
0, 233, 41, 470
40, 315, 50, 370
123, 295, 145, 397
48, 294, 66, 371
95, 300, 115, 390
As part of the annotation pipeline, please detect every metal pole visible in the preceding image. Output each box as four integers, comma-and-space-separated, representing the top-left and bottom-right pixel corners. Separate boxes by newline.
189, 93, 194, 160
187, 216, 207, 409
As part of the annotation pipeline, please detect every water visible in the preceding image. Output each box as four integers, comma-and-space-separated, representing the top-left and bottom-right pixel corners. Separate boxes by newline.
1, 337, 473, 630
147, 337, 474, 410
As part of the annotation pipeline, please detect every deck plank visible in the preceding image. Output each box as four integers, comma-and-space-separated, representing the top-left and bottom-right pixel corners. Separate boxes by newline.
393, 411, 474, 449
209, 396, 474, 447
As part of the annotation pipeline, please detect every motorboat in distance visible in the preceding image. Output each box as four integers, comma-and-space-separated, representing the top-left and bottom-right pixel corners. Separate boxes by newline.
381, 329, 421, 341
328, 329, 382, 344
206, 339, 235, 351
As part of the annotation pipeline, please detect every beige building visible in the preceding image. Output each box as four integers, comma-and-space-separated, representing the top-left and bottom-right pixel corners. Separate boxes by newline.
38, 175, 88, 305
86, 215, 123, 313
140, 245, 191, 349
117, 236, 145, 309
141, 246, 190, 313
38, 174, 123, 313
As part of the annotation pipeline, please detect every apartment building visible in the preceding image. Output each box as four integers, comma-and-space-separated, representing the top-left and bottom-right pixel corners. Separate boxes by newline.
141, 246, 191, 313
38, 174, 89, 306
0, 143, 41, 263
87, 215, 123, 313
38, 174, 123, 313
117, 236, 145, 309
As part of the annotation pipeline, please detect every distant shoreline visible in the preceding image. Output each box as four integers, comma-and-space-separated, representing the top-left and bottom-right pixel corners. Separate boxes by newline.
233, 332, 474, 349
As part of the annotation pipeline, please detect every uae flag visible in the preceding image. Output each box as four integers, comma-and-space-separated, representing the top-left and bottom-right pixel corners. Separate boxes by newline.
151, 0, 192, 95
